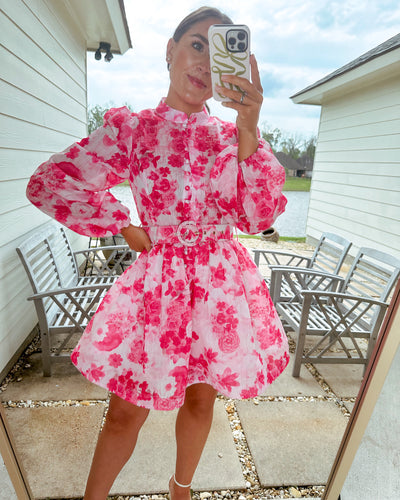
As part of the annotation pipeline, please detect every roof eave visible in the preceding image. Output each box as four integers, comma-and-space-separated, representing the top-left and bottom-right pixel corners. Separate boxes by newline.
65, 0, 132, 56
291, 47, 400, 105
103, 0, 132, 54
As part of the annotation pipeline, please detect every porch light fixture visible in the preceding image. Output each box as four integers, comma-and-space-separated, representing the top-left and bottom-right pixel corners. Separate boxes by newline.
95, 42, 113, 62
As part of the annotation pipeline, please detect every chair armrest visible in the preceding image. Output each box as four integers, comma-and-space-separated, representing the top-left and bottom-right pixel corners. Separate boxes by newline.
27, 283, 112, 301
269, 265, 339, 275
73, 244, 131, 255
300, 290, 388, 308
74, 245, 136, 277
269, 267, 345, 304
251, 248, 312, 268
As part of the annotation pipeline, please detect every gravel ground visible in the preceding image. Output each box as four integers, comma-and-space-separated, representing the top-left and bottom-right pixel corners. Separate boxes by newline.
1, 238, 339, 500
238, 236, 313, 253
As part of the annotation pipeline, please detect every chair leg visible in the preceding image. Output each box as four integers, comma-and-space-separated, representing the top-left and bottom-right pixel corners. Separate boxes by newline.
292, 327, 308, 377
41, 329, 52, 376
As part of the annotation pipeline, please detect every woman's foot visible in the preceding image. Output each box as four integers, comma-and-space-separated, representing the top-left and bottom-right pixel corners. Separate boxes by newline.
169, 474, 192, 500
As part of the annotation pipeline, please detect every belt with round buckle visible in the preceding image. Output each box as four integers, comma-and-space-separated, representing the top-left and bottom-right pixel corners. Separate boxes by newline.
176, 221, 203, 246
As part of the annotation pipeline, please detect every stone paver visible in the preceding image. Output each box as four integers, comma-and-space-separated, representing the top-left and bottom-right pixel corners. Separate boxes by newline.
236, 400, 348, 487
3, 401, 244, 499
0, 353, 107, 402
261, 357, 325, 397
4, 405, 104, 499
316, 364, 364, 399
111, 400, 246, 495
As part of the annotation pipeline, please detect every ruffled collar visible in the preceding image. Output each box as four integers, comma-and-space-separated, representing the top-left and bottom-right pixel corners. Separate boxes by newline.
155, 98, 210, 124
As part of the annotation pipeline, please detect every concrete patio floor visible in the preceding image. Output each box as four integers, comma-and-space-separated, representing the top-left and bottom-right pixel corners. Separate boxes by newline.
0, 344, 363, 500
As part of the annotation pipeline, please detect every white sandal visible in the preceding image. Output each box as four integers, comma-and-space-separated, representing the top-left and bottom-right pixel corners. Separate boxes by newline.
169, 474, 192, 500
172, 473, 191, 488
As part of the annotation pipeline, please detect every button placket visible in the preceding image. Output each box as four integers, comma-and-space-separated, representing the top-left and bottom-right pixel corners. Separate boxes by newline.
183, 126, 193, 203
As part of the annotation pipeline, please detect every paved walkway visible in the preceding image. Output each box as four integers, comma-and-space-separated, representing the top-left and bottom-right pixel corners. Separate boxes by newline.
0, 239, 364, 500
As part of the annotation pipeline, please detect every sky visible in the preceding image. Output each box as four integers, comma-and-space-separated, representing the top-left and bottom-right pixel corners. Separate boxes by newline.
87, 0, 400, 140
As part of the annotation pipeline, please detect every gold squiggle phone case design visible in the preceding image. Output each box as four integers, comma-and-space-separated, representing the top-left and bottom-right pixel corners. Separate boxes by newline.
208, 24, 250, 102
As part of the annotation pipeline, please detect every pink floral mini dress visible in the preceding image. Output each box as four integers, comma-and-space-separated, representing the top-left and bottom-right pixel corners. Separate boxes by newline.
27, 100, 290, 410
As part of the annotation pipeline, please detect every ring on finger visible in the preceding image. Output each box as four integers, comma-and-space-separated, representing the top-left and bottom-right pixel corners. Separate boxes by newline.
240, 91, 247, 105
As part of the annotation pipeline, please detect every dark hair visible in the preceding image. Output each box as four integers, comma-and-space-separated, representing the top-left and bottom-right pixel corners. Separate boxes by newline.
172, 6, 233, 42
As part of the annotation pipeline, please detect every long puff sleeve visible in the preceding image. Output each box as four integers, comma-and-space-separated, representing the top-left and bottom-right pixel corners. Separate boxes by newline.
26, 107, 137, 237
209, 139, 287, 234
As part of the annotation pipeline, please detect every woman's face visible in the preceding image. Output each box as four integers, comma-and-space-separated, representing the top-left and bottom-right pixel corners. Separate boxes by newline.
165, 17, 220, 115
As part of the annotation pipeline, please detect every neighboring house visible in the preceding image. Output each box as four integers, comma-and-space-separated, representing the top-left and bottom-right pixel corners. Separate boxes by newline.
0, 0, 131, 378
291, 33, 400, 259
297, 154, 314, 178
275, 151, 313, 178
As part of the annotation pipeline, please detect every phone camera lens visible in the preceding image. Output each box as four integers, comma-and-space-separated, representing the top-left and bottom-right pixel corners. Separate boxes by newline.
238, 42, 245, 51
228, 37, 236, 47
238, 32, 246, 40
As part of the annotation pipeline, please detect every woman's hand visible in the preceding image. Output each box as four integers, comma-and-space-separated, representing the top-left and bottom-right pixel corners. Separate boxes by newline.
215, 54, 263, 162
120, 224, 152, 252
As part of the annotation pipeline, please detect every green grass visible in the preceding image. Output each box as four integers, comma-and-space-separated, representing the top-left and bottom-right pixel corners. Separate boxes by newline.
282, 176, 311, 191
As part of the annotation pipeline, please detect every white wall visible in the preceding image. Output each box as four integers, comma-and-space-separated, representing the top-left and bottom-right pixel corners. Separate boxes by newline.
0, 0, 89, 376
306, 73, 400, 260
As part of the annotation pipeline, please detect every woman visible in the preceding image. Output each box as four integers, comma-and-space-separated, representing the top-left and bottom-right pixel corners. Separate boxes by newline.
26, 6, 289, 500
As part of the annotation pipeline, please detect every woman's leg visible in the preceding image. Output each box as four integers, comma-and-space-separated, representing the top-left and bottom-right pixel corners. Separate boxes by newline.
84, 393, 150, 500
170, 383, 218, 500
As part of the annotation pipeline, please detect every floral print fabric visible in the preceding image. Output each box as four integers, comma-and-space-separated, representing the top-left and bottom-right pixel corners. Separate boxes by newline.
27, 99, 290, 410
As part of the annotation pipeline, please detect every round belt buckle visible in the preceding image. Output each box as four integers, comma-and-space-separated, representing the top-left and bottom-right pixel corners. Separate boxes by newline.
177, 221, 202, 246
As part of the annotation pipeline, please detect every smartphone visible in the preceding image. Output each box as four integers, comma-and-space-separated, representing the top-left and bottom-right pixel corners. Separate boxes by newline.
208, 24, 250, 102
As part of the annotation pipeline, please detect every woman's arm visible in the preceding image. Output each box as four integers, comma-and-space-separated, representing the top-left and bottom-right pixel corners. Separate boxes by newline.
26, 107, 136, 237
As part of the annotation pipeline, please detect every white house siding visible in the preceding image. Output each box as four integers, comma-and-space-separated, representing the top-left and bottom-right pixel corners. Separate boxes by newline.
0, 0, 89, 377
306, 73, 400, 260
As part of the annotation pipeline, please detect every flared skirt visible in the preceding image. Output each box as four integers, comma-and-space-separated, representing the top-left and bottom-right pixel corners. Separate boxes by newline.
71, 239, 289, 410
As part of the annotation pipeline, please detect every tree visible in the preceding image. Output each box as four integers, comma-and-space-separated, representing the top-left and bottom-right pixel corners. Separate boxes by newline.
280, 134, 303, 160
87, 104, 107, 134
303, 135, 316, 159
261, 123, 316, 161
87, 103, 134, 134
261, 123, 282, 153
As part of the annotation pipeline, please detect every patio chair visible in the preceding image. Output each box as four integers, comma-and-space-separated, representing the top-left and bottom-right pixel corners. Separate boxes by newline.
272, 247, 400, 376
17, 223, 136, 375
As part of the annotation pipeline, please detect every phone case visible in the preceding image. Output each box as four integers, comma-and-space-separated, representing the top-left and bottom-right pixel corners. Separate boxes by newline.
208, 24, 250, 102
